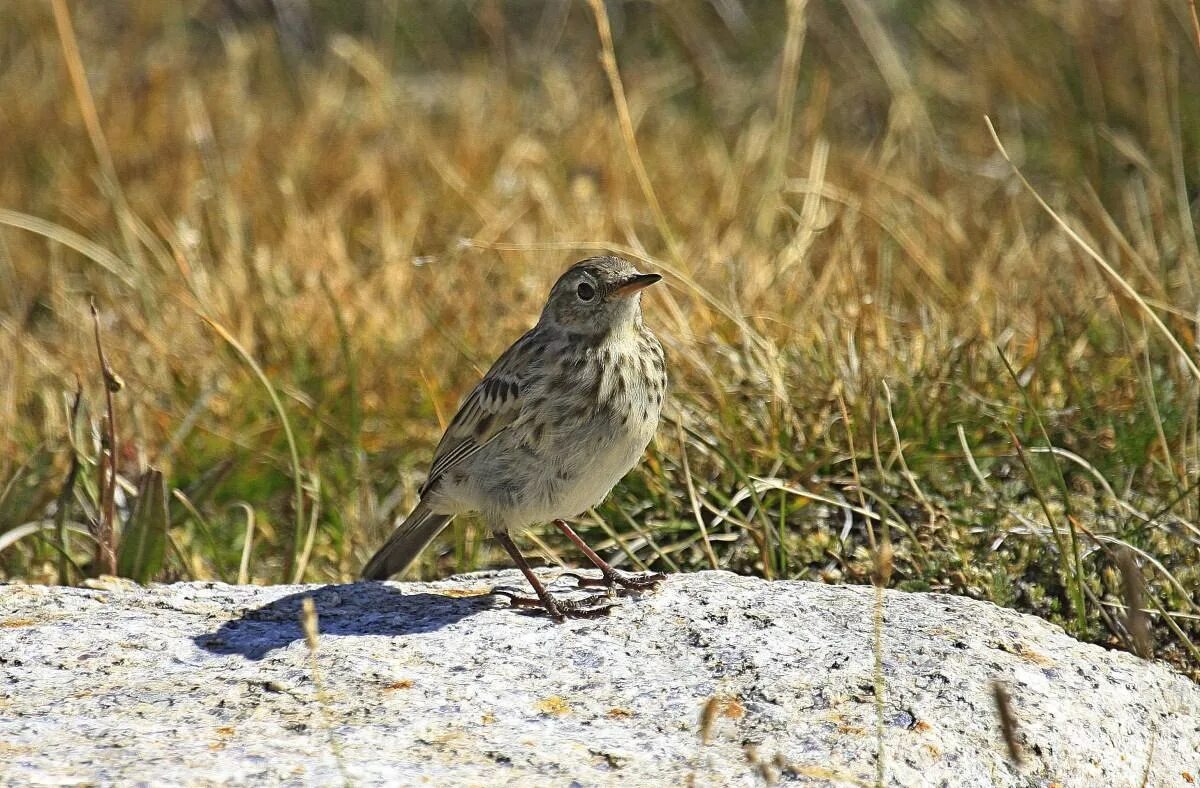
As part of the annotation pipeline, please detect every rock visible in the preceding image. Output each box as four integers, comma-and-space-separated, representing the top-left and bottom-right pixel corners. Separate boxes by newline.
0, 570, 1196, 786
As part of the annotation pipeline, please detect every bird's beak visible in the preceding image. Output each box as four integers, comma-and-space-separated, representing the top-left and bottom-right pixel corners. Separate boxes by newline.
612, 272, 662, 298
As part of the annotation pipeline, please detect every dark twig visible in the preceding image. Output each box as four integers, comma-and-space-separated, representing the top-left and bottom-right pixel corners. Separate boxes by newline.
90, 297, 123, 575
54, 377, 85, 583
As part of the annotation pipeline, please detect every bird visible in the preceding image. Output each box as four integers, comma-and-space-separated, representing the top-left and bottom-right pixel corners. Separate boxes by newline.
362, 255, 668, 620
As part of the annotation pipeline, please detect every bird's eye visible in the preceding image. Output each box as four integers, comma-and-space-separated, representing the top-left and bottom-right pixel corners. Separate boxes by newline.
576, 282, 596, 302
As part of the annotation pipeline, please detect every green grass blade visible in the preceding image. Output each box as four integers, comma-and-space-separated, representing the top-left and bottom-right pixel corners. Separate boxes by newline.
117, 469, 168, 583
200, 314, 306, 581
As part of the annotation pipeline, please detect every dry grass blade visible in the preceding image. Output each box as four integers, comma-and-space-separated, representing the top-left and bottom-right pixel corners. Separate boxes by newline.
841, 0, 932, 144
49, 0, 142, 271
300, 597, 351, 788
881, 381, 933, 521
292, 475, 321, 584
985, 116, 1200, 382
676, 423, 720, 570
0, 210, 135, 287
0, 521, 95, 555
585, 0, 680, 263
872, 543, 891, 788
699, 695, 721, 745
1190, 0, 1200, 53
1118, 547, 1153, 659
234, 502, 256, 585
991, 681, 1023, 766
957, 424, 992, 493
300, 596, 320, 650
757, 0, 809, 237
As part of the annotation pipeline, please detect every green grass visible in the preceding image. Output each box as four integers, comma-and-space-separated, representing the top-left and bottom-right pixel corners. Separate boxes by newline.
1, 1, 1198, 679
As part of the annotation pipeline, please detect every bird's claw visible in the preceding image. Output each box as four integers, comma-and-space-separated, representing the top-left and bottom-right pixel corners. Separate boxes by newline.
496, 590, 614, 621
565, 569, 666, 592
546, 593, 615, 621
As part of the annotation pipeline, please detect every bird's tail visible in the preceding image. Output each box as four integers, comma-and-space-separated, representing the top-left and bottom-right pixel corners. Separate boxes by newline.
361, 500, 454, 580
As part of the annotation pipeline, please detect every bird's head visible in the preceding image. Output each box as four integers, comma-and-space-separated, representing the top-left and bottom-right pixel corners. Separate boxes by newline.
539, 256, 661, 337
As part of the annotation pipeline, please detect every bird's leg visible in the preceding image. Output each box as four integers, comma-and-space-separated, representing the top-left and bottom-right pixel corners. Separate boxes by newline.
554, 519, 665, 591
493, 531, 612, 621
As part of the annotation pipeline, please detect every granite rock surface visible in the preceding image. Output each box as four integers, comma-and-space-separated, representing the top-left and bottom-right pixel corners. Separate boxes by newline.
1, 570, 1197, 786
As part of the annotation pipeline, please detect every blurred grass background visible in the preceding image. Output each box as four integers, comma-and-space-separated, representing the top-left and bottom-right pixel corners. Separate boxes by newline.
1, 0, 1199, 676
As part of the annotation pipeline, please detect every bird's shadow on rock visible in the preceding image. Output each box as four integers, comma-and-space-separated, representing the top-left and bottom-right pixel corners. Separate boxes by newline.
192, 581, 499, 661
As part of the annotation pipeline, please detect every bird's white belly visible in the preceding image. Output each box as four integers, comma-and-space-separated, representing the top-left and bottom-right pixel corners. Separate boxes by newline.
547, 422, 655, 518
477, 404, 659, 528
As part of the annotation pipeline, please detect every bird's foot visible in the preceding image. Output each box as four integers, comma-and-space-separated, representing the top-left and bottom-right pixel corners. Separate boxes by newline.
565, 568, 666, 592
497, 590, 614, 622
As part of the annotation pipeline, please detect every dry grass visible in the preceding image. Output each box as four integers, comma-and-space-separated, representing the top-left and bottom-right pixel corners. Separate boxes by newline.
1, 2, 1199, 676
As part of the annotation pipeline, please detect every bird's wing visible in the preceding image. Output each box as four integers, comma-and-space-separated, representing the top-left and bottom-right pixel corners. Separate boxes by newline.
420, 329, 537, 496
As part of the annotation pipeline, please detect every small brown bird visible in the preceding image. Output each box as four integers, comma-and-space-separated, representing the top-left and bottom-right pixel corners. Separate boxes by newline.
362, 256, 668, 620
